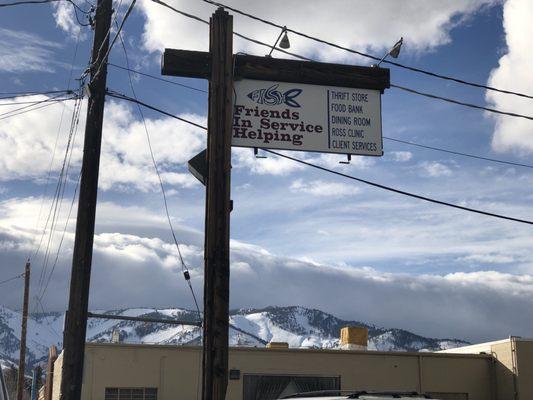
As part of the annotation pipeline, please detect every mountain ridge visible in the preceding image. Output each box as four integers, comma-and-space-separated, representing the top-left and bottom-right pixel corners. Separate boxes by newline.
0, 304, 469, 370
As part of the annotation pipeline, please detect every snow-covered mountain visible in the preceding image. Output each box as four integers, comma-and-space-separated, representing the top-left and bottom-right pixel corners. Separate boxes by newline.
0, 305, 468, 369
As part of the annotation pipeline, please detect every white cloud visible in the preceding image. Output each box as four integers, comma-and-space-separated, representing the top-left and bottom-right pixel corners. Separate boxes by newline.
52, 2, 86, 39
139, 0, 497, 62
0, 97, 206, 192
460, 253, 515, 264
0, 28, 65, 73
290, 179, 360, 197
1, 196, 533, 342
486, 0, 533, 153
389, 151, 413, 162
232, 147, 304, 176
420, 161, 453, 177
314, 153, 375, 170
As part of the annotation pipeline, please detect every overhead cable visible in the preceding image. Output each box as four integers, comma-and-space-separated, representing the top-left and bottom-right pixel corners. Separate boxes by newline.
0, 92, 77, 119
0, 0, 90, 14
0, 273, 25, 286
108, 78, 533, 168
105, 92, 533, 225
106, 90, 207, 130
108, 63, 207, 93
0, 89, 73, 99
384, 137, 533, 170
0, 96, 77, 121
150, 1, 533, 123
199, 0, 533, 100
391, 84, 533, 121
112, 30, 202, 322
264, 149, 533, 226
92, 0, 136, 81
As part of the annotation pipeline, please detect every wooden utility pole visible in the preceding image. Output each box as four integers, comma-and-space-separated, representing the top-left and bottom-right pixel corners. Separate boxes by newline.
203, 8, 233, 400
16, 260, 30, 400
60, 0, 112, 398
44, 346, 57, 400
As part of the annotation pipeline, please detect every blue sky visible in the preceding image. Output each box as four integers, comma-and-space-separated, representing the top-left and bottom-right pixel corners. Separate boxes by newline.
1, 0, 533, 343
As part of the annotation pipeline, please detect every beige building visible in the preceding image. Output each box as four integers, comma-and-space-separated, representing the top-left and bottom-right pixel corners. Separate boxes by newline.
47, 336, 533, 400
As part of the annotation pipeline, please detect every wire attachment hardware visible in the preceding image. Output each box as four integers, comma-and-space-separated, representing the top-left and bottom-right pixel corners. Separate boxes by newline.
254, 147, 267, 159
339, 154, 351, 164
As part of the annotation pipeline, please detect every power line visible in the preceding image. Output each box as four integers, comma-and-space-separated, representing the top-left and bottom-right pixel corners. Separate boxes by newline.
92, 0, 136, 82
199, 0, 533, 101
37, 96, 82, 289
0, 92, 77, 119
150, 0, 309, 62
108, 63, 207, 93
113, 29, 202, 322
37, 97, 83, 301
264, 149, 533, 226
106, 90, 207, 130
35, 50, 83, 297
151, 0, 208, 25
0, 0, 61, 6
31, 29, 83, 271
109, 88, 533, 171
0, 0, 90, 13
151, 1, 533, 123
0, 273, 25, 286
391, 84, 533, 121
0, 89, 73, 99
0, 97, 76, 106
0, 96, 77, 121
384, 136, 533, 170
101, 92, 533, 225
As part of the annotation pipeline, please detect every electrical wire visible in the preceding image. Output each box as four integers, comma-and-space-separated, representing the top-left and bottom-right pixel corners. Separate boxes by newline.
35, 296, 63, 341
383, 136, 533, 170
31, 29, 82, 267
264, 149, 533, 226
108, 63, 207, 93
104, 55, 533, 170
0, 96, 77, 121
150, 0, 208, 25
92, 0, 136, 82
34, 33, 84, 299
150, 1, 533, 123
37, 98, 83, 300
0, 92, 75, 119
0, 0, 91, 14
199, 0, 533, 100
105, 93, 533, 225
37, 95, 83, 289
0, 0, 61, 6
391, 84, 533, 121
106, 90, 207, 130
38, 173, 80, 302
0, 89, 73, 99
0, 273, 25, 286
113, 28, 202, 323
0, 98, 76, 106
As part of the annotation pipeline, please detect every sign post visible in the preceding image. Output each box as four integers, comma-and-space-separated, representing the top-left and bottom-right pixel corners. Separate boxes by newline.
162, 11, 389, 399
202, 8, 233, 400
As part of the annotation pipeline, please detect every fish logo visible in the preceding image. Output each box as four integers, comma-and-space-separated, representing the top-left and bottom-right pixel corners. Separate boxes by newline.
247, 84, 302, 107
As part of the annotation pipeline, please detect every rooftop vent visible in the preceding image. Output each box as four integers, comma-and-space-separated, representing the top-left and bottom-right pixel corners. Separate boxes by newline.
266, 342, 289, 349
340, 326, 368, 350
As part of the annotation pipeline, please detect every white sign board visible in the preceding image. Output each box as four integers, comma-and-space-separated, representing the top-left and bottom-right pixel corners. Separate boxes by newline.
232, 79, 383, 156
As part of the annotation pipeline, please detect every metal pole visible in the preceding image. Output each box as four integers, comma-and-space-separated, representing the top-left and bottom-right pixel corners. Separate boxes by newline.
16, 260, 30, 400
30, 369, 37, 400
202, 7, 233, 400
60, 0, 112, 398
